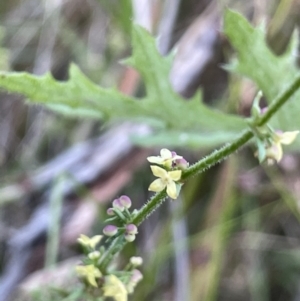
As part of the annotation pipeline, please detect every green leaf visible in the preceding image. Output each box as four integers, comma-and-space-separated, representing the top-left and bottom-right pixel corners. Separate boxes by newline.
0, 64, 155, 124
126, 26, 246, 134
224, 9, 300, 148
0, 24, 247, 148
131, 130, 239, 149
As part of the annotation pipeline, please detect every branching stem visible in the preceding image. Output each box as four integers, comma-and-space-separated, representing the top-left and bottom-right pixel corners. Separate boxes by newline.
99, 74, 300, 271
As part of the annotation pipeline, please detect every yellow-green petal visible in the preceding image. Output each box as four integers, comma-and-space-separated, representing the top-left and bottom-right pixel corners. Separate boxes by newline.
276, 143, 283, 162
87, 275, 98, 287
150, 165, 167, 178
103, 275, 128, 301
77, 234, 102, 249
266, 143, 283, 162
166, 181, 177, 199
168, 170, 182, 181
76, 265, 87, 277
76, 264, 101, 287
279, 131, 299, 145
89, 235, 103, 249
147, 156, 164, 164
160, 148, 172, 159
148, 179, 165, 192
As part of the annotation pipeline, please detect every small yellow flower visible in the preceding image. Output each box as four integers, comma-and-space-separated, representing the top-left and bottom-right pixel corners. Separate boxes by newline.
77, 234, 102, 249
148, 165, 181, 199
265, 144, 282, 164
274, 131, 299, 145
103, 274, 128, 301
76, 264, 102, 287
147, 148, 182, 168
267, 130, 299, 163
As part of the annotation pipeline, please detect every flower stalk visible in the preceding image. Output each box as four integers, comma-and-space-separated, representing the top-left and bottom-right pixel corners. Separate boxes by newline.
92, 73, 300, 276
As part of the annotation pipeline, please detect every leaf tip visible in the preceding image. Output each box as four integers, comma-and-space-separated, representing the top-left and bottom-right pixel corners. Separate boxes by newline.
120, 57, 134, 67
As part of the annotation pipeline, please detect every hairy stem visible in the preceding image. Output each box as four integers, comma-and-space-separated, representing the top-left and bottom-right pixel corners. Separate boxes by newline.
100, 74, 300, 271
99, 235, 126, 272
257, 74, 300, 127
181, 130, 253, 180
132, 190, 167, 225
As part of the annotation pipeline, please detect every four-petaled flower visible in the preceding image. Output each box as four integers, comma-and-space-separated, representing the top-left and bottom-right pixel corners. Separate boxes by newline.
148, 165, 181, 199
76, 264, 102, 287
267, 130, 299, 163
77, 234, 102, 249
147, 148, 182, 168
103, 274, 128, 301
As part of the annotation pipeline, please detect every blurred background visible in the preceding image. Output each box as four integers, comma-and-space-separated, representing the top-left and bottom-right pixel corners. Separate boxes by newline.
0, 0, 300, 300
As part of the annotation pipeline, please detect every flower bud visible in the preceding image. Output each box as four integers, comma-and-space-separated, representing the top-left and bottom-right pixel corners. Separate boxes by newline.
107, 208, 115, 216
125, 224, 138, 235
103, 225, 118, 237
88, 251, 101, 261
260, 107, 268, 115
125, 233, 136, 242
119, 195, 132, 209
265, 143, 282, 163
130, 256, 143, 267
126, 269, 143, 293
174, 157, 189, 170
131, 269, 143, 283
112, 199, 124, 211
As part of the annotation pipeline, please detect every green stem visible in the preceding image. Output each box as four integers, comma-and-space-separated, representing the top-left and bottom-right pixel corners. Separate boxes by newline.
257, 74, 300, 127
132, 190, 167, 225
99, 235, 126, 272
100, 74, 300, 271
181, 130, 253, 180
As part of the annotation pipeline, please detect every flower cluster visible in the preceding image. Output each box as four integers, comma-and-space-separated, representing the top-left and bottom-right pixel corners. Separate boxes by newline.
254, 129, 299, 164
147, 148, 189, 199
103, 258, 143, 301
76, 231, 144, 299
266, 130, 299, 163
76, 235, 103, 287
124, 224, 138, 242
75, 150, 189, 297
103, 195, 139, 242
147, 148, 183, 168
251, 94, 299, 164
